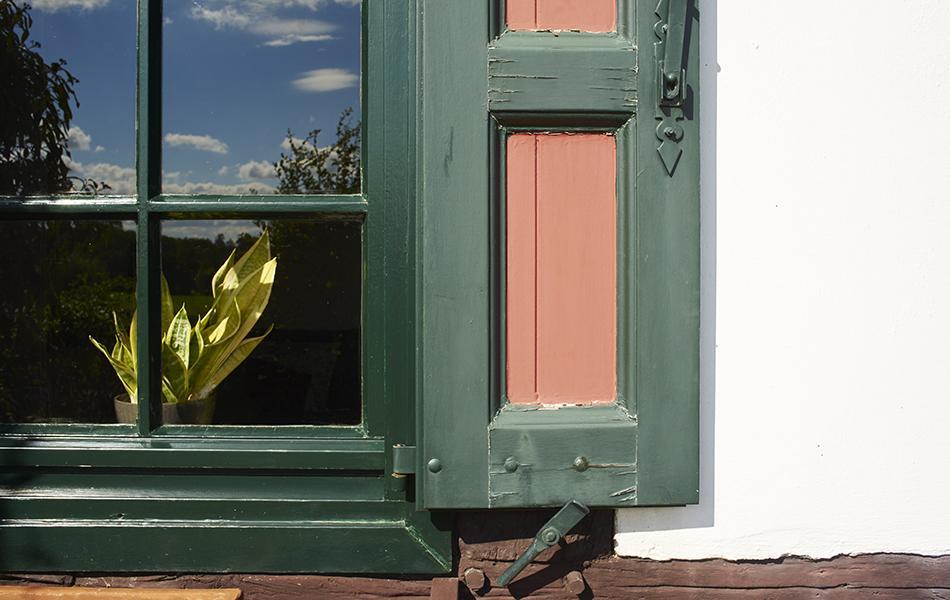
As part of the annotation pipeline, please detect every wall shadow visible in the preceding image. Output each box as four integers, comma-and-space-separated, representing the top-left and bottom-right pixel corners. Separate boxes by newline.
617, 0, 718, 536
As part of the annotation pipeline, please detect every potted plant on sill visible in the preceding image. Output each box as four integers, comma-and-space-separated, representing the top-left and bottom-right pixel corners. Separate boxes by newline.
90, 231, 278, 425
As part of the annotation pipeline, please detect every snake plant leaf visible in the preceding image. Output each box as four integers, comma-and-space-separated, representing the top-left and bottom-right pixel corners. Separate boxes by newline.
161, 274, 174, 333
165, 305, 192, 367
211, 249, 236, 299
189, 319, 204, 369
90, 335, 137, 401
191, 260, 276, 400
201, 324, 273, 394
231, 230, 272, 286
129, 309, 137, 369
207, 302, 240, 346
91, 230, 277, 407
161, 342, 188, 403
113, 312, 134, 367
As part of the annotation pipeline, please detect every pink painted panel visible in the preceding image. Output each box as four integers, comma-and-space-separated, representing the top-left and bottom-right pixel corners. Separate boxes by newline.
506, 0, 538, 31
506, 0, 616, 32
506, 135, 539, 403
506, 133, 617, 405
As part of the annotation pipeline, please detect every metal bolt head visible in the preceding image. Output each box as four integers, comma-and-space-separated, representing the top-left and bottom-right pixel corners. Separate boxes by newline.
462, 567, 488, 594
503, 456, 519, 473
540, 527, 559, 545
573, 456, 590, 471
665, 72, 679, 90
664, 127, 677, 139
564, 570, 587, 595
427, 458, 443, 473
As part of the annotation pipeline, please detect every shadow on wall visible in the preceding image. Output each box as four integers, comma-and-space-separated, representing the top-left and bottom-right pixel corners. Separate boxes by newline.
618, 0, 718, 535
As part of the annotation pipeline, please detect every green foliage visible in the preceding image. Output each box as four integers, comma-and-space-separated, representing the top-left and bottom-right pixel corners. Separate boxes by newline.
275, 107, 360, 195
90, 231, 278, 404
0, 221, 135, 423
0, 0, 78, 195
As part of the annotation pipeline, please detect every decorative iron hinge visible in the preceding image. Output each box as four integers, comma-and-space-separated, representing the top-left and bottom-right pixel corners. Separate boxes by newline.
654, 0, 690, 176
496, 500, 591, 587
392, 444, 417, 477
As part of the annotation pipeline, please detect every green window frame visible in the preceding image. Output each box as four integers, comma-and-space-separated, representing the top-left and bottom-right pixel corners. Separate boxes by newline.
0, 0, 452, 574
0, 0, 700, 574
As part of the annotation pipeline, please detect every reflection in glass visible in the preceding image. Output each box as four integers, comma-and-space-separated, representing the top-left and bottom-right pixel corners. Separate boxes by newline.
162, 1, 361, 195
0, 221, 136, 423
160, 220, 361, 425
0, 1, 135, 196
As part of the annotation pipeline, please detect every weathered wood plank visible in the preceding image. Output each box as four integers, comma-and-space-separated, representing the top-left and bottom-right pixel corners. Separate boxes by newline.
7, 553, 950, 600
488, 32, 636, 117
0, 589, 240, 600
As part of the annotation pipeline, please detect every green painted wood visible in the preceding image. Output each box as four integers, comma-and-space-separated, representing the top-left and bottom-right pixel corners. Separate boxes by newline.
488, 406, 637, 507
0, 471, 387, 502
150, 197, 367, 214
417, 0, 492, 509
0, 0, 452, 573
0, 437, 385, 470
632, 0, 700, 506
134, 0, 163, 436
0, 198, 137, 214
419, 0, 698, 509
0, 519, 449, 574
489, 32, 637, 118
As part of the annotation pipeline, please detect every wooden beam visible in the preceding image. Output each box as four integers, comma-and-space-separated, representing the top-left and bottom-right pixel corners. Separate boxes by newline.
0, 589, 240, 600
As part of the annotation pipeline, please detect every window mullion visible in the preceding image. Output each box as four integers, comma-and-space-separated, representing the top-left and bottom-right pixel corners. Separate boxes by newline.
134, 0, 163, 435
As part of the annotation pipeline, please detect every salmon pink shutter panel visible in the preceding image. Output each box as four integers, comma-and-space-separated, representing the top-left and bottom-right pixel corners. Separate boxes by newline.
506, 0, 616, 32
506, 133, 617, 405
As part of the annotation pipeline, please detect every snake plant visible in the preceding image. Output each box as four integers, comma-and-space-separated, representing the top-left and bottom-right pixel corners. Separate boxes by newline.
90, 231, 277, 404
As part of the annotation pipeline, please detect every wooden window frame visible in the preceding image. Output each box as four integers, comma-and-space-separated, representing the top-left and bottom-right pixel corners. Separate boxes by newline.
416, 0, 700, 509
0, 0, 452, 574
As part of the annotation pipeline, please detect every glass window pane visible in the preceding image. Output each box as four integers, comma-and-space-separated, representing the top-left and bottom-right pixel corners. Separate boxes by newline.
0, 221, 137, 424
0, 1, 136, 196
159, 219, 361, 425
162, 1, 361, 195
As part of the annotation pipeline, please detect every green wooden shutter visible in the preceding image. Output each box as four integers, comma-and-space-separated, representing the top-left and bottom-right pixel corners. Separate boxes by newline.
417, 0, 699, 509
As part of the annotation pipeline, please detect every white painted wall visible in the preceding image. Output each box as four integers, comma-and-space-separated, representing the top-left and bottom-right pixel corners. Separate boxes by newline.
615, 0, 950, 560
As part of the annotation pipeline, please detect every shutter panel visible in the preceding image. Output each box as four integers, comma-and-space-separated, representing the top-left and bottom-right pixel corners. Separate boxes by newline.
417, 0, 699, 508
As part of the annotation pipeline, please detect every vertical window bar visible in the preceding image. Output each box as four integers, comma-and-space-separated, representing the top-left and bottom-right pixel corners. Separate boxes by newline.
135, 0, 163, 434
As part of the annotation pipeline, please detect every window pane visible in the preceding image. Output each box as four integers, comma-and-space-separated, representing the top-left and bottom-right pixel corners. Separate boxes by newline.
0, 1, 136, 196
159, 219, 361, 425
0, 221, 137, 424
162, 1, 361, 195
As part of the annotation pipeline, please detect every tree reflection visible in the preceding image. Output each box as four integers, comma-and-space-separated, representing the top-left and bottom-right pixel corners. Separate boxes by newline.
0, 1, 79, 195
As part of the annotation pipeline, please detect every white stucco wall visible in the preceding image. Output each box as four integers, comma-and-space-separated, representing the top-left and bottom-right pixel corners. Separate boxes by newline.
615, 0, 950, 560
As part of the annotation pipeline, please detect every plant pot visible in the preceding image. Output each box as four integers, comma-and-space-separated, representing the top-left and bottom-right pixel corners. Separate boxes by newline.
114, 394, 216, 425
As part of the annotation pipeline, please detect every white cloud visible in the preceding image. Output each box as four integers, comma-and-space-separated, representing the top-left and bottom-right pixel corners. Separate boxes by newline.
292, 68, 358, 93
163, 181, 275, 195
190, 5, 251, 29
30, 0, 110, 12
94, 145, 105, 153
217, 166, 230, 176
263, 33, 333, 47
67, 126, 92, 151
164, 133, 229, 154
188, 1, 344, 46
65, 157, 136, 195
280, 136, 311, 152
162, 220, 263, 242
237, 160, 277, 180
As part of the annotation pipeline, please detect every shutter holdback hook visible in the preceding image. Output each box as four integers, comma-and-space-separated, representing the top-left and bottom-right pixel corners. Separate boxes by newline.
495, 500, 591, 588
